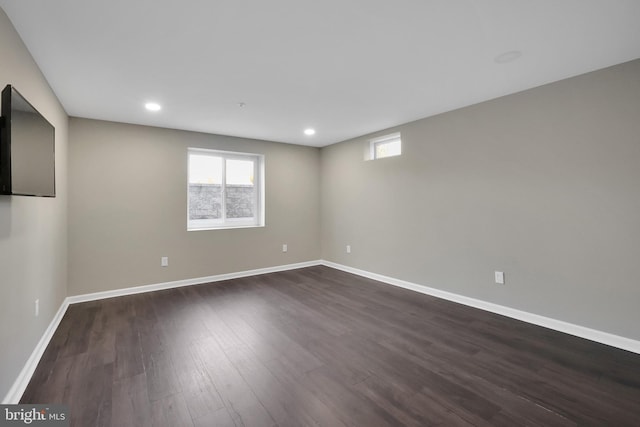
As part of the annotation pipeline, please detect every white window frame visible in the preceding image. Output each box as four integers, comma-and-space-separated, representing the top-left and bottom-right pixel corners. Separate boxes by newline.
188, 147, 265, 231
369, 132, 402, 160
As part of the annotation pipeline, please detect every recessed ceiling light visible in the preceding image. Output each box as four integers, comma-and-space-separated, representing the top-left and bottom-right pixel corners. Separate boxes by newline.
304, 128, 316, 136
494, 50, 523, 64
145, 102, 161, 111
238, 102, 246, 108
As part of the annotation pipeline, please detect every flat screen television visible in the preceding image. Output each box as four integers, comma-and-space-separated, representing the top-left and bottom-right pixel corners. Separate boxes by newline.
0, 84, 55, 197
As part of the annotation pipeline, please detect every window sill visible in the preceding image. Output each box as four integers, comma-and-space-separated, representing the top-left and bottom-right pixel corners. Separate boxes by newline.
188, 224, 265, 232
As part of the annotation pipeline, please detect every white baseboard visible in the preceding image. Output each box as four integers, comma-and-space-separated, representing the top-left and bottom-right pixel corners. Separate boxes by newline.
4, 260, 322, 404
68, 260, 323, 304
2, 299, 71, 404
6, 258, 638, 404
321, 260, 640, 355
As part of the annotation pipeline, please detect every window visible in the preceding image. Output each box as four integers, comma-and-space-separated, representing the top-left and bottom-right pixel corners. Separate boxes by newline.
188, 148, 264, 230
370, 132, 401, 159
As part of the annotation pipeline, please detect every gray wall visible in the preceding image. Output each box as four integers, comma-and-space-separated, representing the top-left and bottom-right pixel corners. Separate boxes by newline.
321, 59, 640, 341
0, 8, 68, 401
68, 118, 320, 295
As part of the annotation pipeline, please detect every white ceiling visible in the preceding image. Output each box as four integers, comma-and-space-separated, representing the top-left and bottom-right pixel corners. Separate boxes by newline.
1, 1, 639, 147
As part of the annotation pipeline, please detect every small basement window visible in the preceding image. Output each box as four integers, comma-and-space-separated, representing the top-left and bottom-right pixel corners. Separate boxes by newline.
370, 132, 401, 159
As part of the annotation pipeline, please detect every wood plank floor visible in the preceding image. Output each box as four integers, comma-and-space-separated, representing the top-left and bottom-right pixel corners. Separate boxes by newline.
21, 266, 640, 426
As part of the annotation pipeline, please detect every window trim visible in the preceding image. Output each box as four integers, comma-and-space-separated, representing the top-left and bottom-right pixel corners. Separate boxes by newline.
369, 132, 402, 160
187, 147, 265, 231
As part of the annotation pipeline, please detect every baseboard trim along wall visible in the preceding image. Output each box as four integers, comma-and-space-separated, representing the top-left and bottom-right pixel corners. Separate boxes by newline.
321, 260, 640, 355
2, 301, 70, 404
3, 260, 322, 404
67, 260, 323, 304
6, 258, 639, 403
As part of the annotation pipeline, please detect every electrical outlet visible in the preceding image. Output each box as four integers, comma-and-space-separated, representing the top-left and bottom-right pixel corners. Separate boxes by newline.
161, 256, 169, 267
495, 271, 505, 284
282, 244, 288, 253
35, 299, 39, 317
346, 245, 351, 254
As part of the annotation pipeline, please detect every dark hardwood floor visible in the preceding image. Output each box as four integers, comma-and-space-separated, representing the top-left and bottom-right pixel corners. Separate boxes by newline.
21, 266, 640, 426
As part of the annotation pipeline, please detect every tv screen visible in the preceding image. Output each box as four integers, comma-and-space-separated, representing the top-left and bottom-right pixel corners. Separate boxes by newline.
0, 85, 55, 197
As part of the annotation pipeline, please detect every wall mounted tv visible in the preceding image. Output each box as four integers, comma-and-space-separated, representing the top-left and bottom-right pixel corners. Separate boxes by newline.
0, 84, 55, 197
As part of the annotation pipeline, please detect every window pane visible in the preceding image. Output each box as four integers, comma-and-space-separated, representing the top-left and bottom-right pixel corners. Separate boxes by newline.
189, 154, 222, 184
189, 184, 222, 220
226, 159, 254, 185
375, 139, 401, 159
189, 154, 222, 220
226, 159, 255, 219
